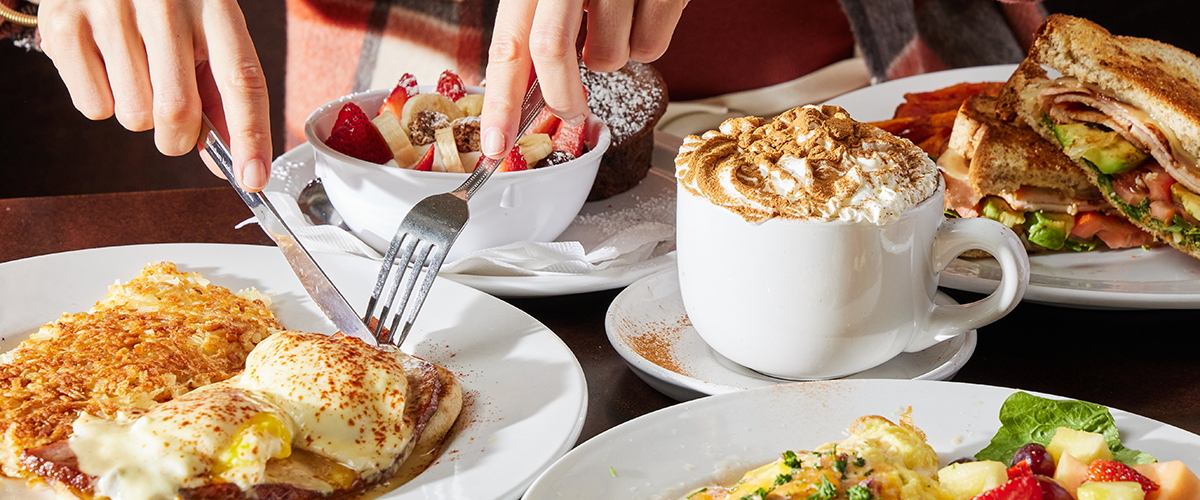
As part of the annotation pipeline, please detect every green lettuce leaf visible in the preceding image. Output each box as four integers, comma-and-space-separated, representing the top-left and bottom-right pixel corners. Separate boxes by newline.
975, 392, 1155, 465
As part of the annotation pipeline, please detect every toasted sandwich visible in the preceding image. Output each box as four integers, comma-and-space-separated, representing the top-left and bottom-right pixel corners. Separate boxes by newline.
999, 14, 1200, 259
939, 94, 1153, 252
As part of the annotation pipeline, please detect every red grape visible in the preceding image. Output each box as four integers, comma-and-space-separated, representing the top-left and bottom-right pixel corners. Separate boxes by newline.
1013, 443, 1056, 477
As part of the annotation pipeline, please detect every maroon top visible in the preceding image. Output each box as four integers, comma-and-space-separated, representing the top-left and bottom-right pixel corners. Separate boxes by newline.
651, 0, 855, 101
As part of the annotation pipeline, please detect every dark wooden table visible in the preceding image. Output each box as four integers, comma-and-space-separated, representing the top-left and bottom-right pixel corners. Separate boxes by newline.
2, 186, 1198, 446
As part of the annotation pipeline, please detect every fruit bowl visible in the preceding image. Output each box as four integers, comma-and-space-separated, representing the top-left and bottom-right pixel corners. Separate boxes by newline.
305, 85, 611, 262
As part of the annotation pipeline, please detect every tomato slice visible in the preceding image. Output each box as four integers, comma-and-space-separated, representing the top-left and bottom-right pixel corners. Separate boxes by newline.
1112, 170, 1148, 206
1072, 212, 1154, 249
1142, 164, 1176, 203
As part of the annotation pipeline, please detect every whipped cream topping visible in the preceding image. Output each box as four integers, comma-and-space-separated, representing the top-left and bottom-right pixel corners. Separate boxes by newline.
675, 105, 940, 224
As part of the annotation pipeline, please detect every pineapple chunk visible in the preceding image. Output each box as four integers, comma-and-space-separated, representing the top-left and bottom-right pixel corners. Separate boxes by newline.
1077, 481, 1146, 500
434, 127, 464, 173
1047, 427, 1113, 465
456, 94, 484, 116
938, 460, 1009, 500
516, 133, 553, 166
371, 110, 419, 167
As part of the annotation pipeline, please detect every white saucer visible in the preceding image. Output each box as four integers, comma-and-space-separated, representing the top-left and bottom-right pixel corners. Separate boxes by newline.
605, 268, 977, 401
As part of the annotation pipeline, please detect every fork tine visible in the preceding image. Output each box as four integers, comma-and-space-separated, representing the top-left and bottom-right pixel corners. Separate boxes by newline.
363, 230, 414, 326
388, 248, 447, 347
379, 241, 433, 345
373, 235, 421, 341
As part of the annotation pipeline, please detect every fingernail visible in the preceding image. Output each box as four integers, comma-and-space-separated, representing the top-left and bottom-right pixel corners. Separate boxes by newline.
562, 113, 587, 127
241, 158, 269, 190
482, 127, 506, 157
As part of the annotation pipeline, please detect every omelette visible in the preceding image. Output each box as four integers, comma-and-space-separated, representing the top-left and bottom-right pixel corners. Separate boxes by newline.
684, 413, 950, 500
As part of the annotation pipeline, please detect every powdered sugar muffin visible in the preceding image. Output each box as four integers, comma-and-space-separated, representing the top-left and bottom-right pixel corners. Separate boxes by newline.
580, 60, 669, 200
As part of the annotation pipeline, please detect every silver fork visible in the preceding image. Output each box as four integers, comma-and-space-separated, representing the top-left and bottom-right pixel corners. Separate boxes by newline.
363, 80, 548, 346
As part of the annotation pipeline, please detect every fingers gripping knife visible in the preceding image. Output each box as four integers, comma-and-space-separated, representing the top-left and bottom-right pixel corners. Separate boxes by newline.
201, 115, 377, 346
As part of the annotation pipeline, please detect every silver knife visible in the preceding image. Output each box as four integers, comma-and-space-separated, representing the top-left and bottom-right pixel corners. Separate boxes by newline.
200, 114, 377, 346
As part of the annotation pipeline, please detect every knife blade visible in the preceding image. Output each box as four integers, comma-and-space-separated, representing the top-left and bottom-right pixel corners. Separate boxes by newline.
200, 115, 377, 346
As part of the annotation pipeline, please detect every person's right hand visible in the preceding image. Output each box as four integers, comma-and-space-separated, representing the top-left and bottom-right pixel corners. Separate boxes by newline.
479, 0, 688, 160
37, 0, 272, 191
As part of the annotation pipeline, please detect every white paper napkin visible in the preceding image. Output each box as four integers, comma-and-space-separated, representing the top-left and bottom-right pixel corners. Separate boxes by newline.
242, 191, 675, 277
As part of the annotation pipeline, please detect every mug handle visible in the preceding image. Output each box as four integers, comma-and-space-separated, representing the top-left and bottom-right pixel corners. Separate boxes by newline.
904, 217, 1031, 352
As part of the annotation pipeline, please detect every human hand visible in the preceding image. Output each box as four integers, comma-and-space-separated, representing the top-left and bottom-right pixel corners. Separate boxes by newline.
37, 0, 271, 191
479, 0, 687, 159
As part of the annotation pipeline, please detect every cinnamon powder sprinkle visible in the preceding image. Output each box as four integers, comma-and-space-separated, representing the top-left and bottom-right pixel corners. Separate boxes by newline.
675, 105, 939, 224
621, 315, 691, 376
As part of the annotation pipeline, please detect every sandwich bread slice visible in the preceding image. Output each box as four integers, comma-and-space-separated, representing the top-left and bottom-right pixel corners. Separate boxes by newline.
939, 94, 1152, 252
999, 14, 1200, 259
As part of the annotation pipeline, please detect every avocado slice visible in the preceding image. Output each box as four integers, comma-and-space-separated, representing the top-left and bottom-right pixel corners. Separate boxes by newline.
1053, 123, 1150, 175
1172, 183, 1200, 221
981, 196, 1025, 229
1025, 211, 1076, 250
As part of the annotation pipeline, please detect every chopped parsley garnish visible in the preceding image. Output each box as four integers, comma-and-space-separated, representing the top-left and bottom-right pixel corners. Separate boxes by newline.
609, 466, 617, 477
854, 455, 866, 467
687, 488, 708, 499
782, 450, 803, 469
804, 475, 838, 500
775, 473, 794, 486
740, 487, 771, 500
847, 485, 877, 500
864, 469, 874, 477
833, 456, 849, 478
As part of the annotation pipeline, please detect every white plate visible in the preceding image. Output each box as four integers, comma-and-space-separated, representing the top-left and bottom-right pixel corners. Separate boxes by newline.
0, 243, 587, 500
605, 269, 977, 401
268, 134, 681, 298
825, 64, 1200, 309
522, 379, 1200, 500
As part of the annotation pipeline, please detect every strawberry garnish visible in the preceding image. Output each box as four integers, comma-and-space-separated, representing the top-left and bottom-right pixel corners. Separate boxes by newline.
970, 476, 1040, 500
1086, 460, 1160, 493
436, 70, 467, 101
413, 145, 435, 171
379, 73, 419, 119
326, 103, 393, 164
1007, 461, 1033, 480
496, 144, 528, 172
551, 119, 586, 158
524, 107, 562, 136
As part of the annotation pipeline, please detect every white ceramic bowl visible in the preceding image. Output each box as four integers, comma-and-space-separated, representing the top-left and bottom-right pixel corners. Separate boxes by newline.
305, 85, 611, 262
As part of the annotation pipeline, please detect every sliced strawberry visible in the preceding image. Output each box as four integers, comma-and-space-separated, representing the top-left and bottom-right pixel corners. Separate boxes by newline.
496, 145, 528, 173
1007, 461, 1033, 480
379, 73, 419, 119
524, 107, 562, 136
1086, 459, 1160, 493
325, 102, 392, 164
552, 119, 585, 158
436, 70, 467, 101
970, 476, 1040, 500
413, 145, 435, 171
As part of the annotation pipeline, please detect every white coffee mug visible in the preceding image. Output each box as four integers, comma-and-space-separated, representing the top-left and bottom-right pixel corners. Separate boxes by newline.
675, 180, 1030, 380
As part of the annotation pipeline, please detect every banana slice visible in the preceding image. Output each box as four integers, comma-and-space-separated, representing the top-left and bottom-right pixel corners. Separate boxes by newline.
516, 133, 553, 166
401, 94, 465, 131
456, 94, 484, 117
371, 110, 419, 167
434, 127, 464, 173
